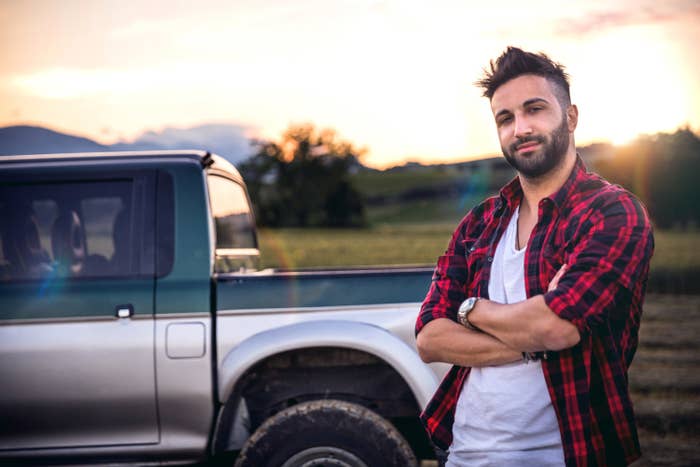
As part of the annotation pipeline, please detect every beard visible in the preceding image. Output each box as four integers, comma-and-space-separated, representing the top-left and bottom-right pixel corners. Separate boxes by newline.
501, 116, 570, 179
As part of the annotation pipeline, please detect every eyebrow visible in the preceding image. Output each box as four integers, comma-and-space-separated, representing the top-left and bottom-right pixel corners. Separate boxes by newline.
523, 97, 550, 107
494, 97, 551, 119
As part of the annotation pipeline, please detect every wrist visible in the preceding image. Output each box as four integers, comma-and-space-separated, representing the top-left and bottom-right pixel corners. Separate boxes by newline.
458, 297, 483, 331
467, 298, 487, 328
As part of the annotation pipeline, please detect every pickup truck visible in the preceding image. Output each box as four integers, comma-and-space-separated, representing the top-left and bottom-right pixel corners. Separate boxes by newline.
0, 150, 449, 466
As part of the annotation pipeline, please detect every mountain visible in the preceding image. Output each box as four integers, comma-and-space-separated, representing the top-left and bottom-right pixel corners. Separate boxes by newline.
0, 124, 255, 164
110, 123, 254, 162
0, 125, 109, 155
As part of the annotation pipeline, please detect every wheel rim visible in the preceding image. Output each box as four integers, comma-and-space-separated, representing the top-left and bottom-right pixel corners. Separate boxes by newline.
281, 446, 368, 467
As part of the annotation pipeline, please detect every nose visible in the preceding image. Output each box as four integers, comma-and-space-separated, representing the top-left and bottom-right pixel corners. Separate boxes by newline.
513, 115, 533, 139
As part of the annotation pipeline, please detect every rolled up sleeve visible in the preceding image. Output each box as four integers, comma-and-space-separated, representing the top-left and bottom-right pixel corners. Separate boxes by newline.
415, 221, 469, 336
544, 194, 654, 335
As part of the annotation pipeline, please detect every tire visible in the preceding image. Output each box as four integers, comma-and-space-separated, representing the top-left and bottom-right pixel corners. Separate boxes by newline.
234, 399, 418, 467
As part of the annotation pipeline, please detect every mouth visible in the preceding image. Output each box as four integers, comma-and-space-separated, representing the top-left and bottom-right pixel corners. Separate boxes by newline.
515, 141, 541, 154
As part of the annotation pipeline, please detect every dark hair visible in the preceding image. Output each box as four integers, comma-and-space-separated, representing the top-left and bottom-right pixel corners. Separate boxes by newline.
476, 46, 571, 107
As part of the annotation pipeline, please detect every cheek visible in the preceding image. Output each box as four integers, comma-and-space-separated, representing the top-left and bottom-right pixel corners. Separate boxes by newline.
497, 127, 511, 143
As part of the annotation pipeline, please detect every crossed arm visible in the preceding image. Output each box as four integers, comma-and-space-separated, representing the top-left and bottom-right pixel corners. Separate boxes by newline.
417, 193, 654, 368
416, 265, 580, 367
416, 319, 523, 367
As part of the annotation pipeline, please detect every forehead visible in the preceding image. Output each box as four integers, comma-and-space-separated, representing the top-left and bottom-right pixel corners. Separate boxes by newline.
490, 74, 558, 114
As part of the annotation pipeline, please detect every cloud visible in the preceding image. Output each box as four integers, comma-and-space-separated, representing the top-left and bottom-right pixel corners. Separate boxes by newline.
10, 68, 174, 99
555, 2, 700, 37
9, 62, 297, 100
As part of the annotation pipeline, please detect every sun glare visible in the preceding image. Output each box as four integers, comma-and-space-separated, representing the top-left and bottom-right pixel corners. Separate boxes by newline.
609, 129, 638, 147
573, 25, 690, 147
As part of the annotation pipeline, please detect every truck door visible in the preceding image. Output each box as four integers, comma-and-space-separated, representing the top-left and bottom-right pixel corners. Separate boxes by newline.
0, 169, 159, 450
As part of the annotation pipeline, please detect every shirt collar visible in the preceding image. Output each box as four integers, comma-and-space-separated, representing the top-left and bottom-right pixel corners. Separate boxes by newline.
498, 154, 588, 211
498, 173, 523, 212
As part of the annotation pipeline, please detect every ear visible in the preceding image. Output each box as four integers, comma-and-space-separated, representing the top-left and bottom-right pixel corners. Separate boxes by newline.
566, 104, 579, 132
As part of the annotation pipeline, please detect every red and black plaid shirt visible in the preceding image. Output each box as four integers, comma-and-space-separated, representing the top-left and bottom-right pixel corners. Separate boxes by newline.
416, 156, 654, 466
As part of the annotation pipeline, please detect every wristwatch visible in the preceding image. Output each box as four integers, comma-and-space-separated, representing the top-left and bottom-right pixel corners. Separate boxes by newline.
457, 297, 481, 331
522, 350, 549, 363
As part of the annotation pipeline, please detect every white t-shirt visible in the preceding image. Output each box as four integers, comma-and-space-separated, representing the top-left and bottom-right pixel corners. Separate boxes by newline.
447, 207, 565, 467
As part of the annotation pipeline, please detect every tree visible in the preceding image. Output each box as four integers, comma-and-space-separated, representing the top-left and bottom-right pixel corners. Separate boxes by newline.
595, 127, 700, 229
239, 124, 366, 228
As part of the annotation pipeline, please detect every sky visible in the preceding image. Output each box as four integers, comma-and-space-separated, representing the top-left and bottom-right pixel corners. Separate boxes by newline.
1, 0, 699, 168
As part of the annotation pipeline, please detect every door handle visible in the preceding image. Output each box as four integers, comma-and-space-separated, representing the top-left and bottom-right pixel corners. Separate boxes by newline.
115, 304, 134, 319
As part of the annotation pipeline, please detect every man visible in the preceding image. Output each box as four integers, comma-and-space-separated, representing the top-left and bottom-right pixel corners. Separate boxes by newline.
415, 47, 654, 466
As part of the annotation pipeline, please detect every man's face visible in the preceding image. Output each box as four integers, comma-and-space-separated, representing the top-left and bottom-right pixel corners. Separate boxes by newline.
490, 74, 572, 179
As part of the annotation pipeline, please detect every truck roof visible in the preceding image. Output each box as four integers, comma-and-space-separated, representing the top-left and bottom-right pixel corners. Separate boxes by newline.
0, 150, 242, 179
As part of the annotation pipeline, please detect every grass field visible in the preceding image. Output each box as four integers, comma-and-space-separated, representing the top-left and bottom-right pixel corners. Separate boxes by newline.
258, 224, 456, 269
258, 224, 700, 271
363, 196, 483, 225
650, 230, 700, 269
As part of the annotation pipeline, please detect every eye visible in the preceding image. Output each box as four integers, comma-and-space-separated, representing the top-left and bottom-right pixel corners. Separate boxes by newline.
528, 106, 543, 113
497, 115, 512, 126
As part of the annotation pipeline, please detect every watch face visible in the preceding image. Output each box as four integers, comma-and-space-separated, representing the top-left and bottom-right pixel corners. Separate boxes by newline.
460, 297, 476, 312
458, 297, 477, 328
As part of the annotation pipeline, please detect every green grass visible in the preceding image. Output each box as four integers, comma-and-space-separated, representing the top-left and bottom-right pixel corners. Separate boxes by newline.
258, 224, 457, 269
258, 225, 700, 271
364, 196, 483, 225
650, 230, 700, 270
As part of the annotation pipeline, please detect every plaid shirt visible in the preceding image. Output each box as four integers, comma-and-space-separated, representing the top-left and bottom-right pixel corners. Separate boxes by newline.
416, 156, 654, 467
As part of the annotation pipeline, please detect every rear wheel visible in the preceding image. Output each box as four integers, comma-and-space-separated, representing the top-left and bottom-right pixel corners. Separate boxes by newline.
234, 399, 417, 467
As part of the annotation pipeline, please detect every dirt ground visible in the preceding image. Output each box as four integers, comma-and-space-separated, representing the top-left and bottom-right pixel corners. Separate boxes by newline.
628, 294, 700, 466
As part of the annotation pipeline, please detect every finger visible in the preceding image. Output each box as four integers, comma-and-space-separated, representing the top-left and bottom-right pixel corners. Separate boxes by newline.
551, 264, 566, 290
548, 264, 567, 292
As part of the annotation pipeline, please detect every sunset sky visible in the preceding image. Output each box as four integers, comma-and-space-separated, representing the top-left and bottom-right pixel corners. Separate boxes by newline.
1, 0, 699, 167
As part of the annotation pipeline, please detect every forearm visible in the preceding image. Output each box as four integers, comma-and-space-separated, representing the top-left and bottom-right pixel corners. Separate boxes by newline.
416, 317, 522, 367
468, 295, 580, 352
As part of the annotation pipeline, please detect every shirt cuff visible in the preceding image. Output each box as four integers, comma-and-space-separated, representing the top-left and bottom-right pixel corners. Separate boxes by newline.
544, 289, 590, 335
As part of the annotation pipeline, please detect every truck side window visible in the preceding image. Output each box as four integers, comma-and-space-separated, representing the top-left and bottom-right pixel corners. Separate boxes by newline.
207, 174, 259, 272
0, 180, 139, 281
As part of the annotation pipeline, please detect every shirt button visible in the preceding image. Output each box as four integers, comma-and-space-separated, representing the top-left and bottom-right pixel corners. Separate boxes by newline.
487, 256, 493, 262
469, 246, 476, 252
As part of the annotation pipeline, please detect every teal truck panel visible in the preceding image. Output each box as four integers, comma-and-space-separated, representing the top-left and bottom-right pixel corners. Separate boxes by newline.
155, 163, 212, 316
216, 268, 433, 310
0, 278, 154, 320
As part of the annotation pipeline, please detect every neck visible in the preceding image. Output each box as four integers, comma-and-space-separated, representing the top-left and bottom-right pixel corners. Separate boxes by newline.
518, 150, 576, 217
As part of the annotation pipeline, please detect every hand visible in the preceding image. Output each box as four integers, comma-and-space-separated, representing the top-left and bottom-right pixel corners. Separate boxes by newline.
548, 264, 567, 292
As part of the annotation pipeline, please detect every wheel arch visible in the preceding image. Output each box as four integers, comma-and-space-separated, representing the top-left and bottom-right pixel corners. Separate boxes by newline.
218, 320, 438, 407
213, 320, 439, 454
